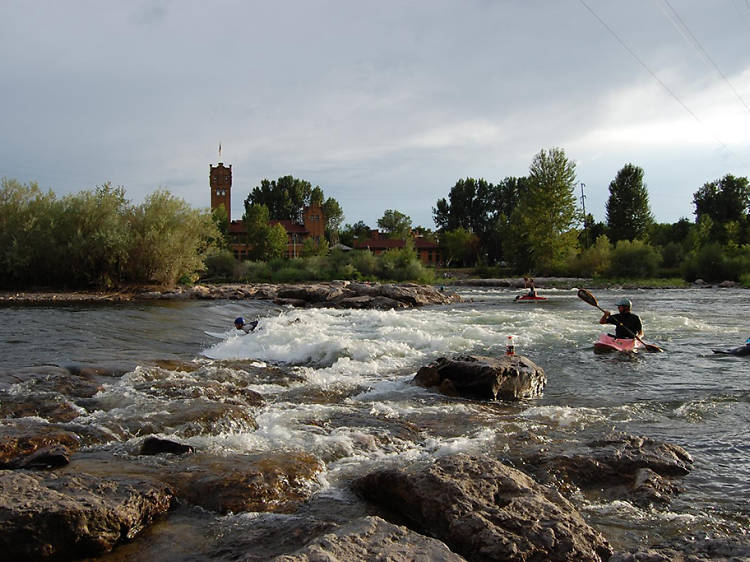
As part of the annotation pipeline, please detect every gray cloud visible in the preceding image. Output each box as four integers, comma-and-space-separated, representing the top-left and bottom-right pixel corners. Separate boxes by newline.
1, 0, 749, 227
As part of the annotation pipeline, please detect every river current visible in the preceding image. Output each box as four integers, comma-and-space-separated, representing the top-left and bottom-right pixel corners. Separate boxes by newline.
2, 286, 748, 559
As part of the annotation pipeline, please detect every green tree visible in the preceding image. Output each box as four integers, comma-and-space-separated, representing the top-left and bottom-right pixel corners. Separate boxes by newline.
441, 228, 480, 267
694, 174, 750, 223
322, 197, 344, 243
377, 209, 412, 239
693, 174, 750, 245
608, 239, 661, 278
339, 221, 371, 247
245, 176, 313, 222
302, 236, 330, 257
60, 183, 131, 287
606, 164, 654, 242
512, 148, 579, 272
126, 190, 220, 286
242, 204, 288, 261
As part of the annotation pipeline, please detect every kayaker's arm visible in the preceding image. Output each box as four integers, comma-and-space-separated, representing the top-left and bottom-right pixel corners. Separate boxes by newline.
599, 310, 611, 325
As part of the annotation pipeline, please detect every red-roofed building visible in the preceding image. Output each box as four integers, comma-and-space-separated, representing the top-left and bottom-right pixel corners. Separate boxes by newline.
210, 161, 325, 259
353, 230, 443, 266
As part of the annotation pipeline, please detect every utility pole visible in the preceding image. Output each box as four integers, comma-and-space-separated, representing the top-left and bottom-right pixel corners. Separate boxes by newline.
580, 183, 589, 247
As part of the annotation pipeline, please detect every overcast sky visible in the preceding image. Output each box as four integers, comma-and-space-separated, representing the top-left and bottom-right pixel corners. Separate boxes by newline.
2, 1, 750, 228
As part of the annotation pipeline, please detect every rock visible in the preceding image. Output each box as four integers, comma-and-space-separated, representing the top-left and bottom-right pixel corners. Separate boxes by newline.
718, 280, 738, 288
272, 516, 467, 561
610, 534, 750, 562
0, 470, 173, 561
139, 437, 194, 456
0, 391, 80, 422
164, 452, 324, 514
413, 354, 546, 400
353, 454, 612, 562
516, 432, 693, 508
0, 420, 80, 468
0, 365, 105, 397
5, 444, 71, 470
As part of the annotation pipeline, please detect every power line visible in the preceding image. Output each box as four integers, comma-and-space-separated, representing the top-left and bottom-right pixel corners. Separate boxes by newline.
659, 0, 750, 116
578, 0, 747, 166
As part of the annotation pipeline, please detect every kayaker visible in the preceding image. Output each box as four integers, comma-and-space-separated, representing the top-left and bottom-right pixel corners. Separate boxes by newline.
523, 276, 537, 297
599, 298, 643, 338
234, 317, 259, 333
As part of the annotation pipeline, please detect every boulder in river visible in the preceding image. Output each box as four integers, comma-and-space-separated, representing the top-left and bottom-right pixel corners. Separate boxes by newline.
515, 432, 693, 508
353, 453, 612, 562
413, 354, 546, 400
0, 419, 80, 468
163, 452, 324, 514
272, 515, 467, 561
0, 470, 173, 561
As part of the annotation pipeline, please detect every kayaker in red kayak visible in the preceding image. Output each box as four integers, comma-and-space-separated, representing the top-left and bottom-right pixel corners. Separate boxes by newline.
599, 298, 643, 339
523, 276, 537, 297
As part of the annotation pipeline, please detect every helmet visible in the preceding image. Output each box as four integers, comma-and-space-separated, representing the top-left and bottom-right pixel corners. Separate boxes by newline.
746, 336, 750, 344
234, 317, 244, 325
616, 298, 632, 308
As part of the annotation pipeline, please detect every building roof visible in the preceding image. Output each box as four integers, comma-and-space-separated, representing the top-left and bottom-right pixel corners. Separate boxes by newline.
229, 219, 308, 235
353, 237, 440, 250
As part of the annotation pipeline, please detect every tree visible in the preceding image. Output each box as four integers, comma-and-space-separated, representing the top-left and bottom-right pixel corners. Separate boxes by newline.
512, 148, 579, 272
60, 183, 131, 287
433, 178, 495, 233
606, 164, 654, 242
339, 221, 371, 246
242, 203, 288, 261
441, 228, 480, 267
126, 190, 220, 286
693, 174, 750, 245
377, 209, 412, 239
693, 174, 750, 223
245, 176, 313, 222
244, 176, 344, 240
322, 197, 344, 243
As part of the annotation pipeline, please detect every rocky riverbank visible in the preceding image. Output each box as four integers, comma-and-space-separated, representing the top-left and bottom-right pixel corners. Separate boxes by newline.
0, 281, 460, 309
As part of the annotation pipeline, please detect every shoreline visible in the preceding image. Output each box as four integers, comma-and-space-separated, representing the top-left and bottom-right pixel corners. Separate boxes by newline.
0, 277, 742, 305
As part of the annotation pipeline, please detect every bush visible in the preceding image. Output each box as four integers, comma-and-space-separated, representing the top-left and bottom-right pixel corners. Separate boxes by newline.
566, 235, 612, 277
608, 239, 661, 278
236, 260, 272, 282
351, 251, 378, 276
203, 250, 237, 281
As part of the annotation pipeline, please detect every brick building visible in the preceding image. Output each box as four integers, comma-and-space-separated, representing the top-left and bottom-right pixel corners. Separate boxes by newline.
210, 162, 325, 259
353, 229, 443, 266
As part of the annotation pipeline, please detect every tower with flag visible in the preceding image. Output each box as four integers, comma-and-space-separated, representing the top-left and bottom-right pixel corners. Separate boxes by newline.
210, 142, 231, 222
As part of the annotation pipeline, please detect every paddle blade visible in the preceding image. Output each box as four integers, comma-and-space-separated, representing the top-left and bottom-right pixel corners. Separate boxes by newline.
645, 343, 664, 353
577, 288, 599, 307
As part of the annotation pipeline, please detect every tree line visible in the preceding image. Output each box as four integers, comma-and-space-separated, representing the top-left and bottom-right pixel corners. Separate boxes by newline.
0, 178, 220, 288
429, 148, 750, 283
3, 147, 749, 289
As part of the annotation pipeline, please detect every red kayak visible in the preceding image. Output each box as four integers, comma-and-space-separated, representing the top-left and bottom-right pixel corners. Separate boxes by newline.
515, 295, 547, 302
593, 333, 645, 354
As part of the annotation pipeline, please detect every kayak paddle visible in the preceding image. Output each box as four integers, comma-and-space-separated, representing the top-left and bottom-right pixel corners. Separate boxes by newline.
577, 288, 664, 353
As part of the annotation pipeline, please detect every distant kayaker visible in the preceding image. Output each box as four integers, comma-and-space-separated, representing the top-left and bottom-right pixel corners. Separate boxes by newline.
234, 317, 258, 333
523, 276, 537, 297
599, 298, 643, 339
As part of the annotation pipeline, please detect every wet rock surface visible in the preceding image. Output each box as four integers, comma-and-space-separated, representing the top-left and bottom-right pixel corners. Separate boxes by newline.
514, 432, 694, 508
272, 515, 468, 561
0, 469, 174, 561
162, 452, 324, 514
354, 453, 613, 562
414, 354, 547, 400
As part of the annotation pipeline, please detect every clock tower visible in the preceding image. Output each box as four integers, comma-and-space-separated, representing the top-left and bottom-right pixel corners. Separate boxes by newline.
209, 162, 232, 221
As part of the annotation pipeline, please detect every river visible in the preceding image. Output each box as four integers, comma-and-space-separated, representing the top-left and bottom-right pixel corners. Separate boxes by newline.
1, 286, 748, 560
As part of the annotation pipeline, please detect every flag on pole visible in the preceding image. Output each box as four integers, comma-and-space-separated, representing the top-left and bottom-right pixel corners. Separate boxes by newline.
218, 142, 222, 160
